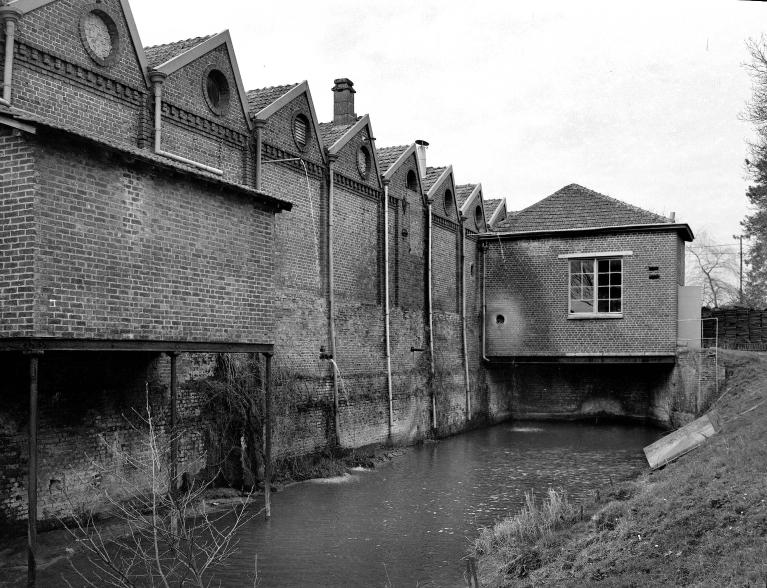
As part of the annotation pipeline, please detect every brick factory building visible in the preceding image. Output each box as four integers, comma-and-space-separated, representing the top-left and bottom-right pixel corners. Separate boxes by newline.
0, 0, 708, 551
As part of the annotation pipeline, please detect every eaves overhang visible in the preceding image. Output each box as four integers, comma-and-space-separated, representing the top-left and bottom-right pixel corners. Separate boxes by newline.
481, 222, 695, 242
0, 107, 292, 213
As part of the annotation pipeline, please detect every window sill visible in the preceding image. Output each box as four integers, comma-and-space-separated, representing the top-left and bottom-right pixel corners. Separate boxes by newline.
568, 313, 624, 320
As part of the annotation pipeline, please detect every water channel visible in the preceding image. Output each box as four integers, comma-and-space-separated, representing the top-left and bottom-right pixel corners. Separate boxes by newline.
41, 421, 660, 587
219, 421, 660, 587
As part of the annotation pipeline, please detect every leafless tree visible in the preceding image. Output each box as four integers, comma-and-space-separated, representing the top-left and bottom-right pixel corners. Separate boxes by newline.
685, 231, 740, 308
61, 390, 258, 587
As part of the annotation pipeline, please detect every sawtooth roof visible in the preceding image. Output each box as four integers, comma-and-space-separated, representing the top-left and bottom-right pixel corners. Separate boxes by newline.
485, 198, 503, 213
377, 145, 408, 174
423, 166, 447, 192
318, 119, 360, 148
145, 35, 212, 68
494, 184, 671, 233
456, 184, 477, 208
246, 83, 299, 115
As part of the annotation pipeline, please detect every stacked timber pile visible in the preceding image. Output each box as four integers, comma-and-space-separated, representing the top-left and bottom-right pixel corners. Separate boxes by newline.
701, 308, 767, 350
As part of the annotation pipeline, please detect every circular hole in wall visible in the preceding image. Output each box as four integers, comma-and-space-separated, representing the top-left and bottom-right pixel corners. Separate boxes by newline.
496, 314, 505, 326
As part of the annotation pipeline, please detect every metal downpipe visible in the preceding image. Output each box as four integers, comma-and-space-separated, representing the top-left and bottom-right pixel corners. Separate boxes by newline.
328, 154, 340, 446
383, 180, 394, 441
150, 71, 223, 176
460, 220, 471, 419
426, 198, 436, 430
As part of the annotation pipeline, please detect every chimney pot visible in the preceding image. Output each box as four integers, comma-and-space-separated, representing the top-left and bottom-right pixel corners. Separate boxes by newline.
415, 139, 429, 180
332, 78, 356, 125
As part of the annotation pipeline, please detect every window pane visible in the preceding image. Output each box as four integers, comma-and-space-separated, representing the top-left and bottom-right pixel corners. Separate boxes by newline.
570, 260, 579, 275
598, 286, 609, 300
582, 272, 594, 287
610, 286, 622, 299
598, 259, 610, 273
610, 259, 621, 273
597, 271, 609, 288
597, 299, 609, 313
610, 299, 622, 313
583, 286, 593, 300
612, 272, 622, 286
570, 287, 581, 300
581, 260, 593, 273
572, 299, 592, 313
571, 274, 582, 288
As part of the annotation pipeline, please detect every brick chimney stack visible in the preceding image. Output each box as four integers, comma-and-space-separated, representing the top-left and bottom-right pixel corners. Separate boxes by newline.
332, 78, 356, 125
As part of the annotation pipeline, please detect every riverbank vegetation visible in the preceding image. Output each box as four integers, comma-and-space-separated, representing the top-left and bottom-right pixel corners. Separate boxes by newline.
472, 349, 767, 586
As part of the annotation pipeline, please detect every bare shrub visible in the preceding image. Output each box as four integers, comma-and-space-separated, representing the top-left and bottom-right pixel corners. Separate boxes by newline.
61, 392, 256, 587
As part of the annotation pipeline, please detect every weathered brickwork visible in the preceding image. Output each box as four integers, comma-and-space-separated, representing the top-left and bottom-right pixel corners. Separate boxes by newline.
160, 44, 249, 183
484, 231, 682, 356
0, 0, 698, 527
0, 130, 36, 336
30, 135, 275, 342
0, 352, 209, 524
10, 0, 146, 150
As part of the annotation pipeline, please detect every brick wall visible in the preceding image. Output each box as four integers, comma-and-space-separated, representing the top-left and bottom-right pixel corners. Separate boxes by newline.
11, 0, 146, 151
26, 134, 275, 343
486, 362, 672, 422
0, 130, 36, 336
160, 44, 250, 183
0, 352, 211, 525
484, 231, 681, 356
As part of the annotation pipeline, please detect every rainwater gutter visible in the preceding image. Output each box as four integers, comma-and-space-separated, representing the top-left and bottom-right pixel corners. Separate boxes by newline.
382, 179, 394, 441
0, 8, 22, 108
327, 152, 340, 445
426, 197, 436, 430
459, 217, 471, 419
149, 71, 224, 176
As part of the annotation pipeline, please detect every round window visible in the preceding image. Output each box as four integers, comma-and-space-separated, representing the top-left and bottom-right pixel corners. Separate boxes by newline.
357, 145, 371, 178
79, 6, 121, 66
443, 189, 453, 216
496, 314, 506, 326
292, 114, 310, 151
474, 204, 483, 227
406, 169, 418, 191
203, 67, 231, 116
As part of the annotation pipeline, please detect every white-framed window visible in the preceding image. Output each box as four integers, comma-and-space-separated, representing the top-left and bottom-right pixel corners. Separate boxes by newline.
567, 256, 624, 316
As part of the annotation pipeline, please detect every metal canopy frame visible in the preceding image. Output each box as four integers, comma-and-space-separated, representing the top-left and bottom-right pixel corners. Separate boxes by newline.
8, 337, 275, 587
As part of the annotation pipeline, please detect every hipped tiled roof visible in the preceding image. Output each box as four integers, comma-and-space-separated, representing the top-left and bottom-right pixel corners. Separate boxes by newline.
145, 35, 212, 68
494, 184, 671, 233
377, 145, 408, 173
246, 83, 299, 115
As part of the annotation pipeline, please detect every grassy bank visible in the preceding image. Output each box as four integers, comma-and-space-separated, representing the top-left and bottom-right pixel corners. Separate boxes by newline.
473, 350, 767, 587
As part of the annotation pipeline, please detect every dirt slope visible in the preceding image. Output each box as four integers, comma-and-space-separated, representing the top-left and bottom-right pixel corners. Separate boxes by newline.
476, 350, 767, 587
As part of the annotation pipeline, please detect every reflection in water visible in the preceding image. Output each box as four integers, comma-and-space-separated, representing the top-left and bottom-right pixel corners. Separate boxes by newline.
41, 421, 659, 587
217, 421, 660, 587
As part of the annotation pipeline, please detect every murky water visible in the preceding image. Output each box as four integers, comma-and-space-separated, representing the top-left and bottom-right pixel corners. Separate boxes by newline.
217, 421, 660, 587
38, 421, 659, 587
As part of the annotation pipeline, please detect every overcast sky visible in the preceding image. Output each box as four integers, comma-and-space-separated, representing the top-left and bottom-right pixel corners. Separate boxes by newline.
130, 0, 765, 248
